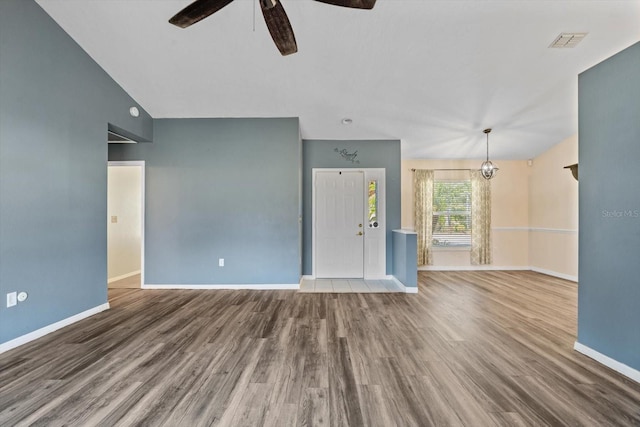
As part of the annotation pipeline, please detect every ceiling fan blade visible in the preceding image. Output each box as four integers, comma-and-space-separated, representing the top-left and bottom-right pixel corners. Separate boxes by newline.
261, 1, 298, 56
169, 0, 235, 28
313, 0, 376, 9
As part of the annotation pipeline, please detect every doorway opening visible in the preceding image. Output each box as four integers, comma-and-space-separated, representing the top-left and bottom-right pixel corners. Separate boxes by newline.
107, 161, 145, 289
312, 168, 386, 280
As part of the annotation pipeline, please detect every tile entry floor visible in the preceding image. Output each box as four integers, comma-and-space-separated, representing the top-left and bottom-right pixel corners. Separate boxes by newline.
299, 278, 404, 293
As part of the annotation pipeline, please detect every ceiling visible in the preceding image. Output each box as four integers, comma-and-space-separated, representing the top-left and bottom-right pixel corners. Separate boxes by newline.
36, 0, 640, 159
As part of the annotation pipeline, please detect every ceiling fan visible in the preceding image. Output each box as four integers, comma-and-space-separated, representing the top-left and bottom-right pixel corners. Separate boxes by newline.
169, 0, 377, 56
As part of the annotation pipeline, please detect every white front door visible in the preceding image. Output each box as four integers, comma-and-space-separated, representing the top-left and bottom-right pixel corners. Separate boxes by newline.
314, 171, 365, 278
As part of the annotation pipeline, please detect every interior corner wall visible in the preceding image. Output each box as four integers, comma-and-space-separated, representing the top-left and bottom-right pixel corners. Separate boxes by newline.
302, 140, 401, 275
108, 118, 301, 286
0, 0, 153, 345
578, 41, 640, 371
528, 135, 579, 280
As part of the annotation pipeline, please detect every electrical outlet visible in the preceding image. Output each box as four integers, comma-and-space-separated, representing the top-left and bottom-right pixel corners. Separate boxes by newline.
6, 292, 17, 308
218, 258, 224, 267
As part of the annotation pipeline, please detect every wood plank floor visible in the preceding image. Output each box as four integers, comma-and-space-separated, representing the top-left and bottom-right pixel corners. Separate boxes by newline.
1, 271, 640, 426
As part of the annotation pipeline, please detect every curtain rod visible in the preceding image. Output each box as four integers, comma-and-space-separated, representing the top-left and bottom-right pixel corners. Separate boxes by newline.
410, 168, 474, 172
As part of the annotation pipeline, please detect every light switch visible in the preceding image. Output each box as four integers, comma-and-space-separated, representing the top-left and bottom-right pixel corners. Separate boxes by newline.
111, 216, 118, 223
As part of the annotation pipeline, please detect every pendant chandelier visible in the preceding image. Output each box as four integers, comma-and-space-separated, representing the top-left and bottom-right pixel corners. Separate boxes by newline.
480, 128, 499, 180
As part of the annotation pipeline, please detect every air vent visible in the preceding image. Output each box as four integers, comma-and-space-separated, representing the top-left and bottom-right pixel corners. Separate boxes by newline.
549, 32, 587, 48
108, 130, 136, 143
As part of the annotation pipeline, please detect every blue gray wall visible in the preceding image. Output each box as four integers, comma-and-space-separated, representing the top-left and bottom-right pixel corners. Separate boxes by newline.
0, 0, 400, 349
109, 118, 301, 285
0, 0, 153, 345
578, 41, 640, 371
302, 139, 401, 275
392, 231, 417, 288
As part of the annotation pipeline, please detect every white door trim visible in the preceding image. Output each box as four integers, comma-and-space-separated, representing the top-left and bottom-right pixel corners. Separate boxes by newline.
108, 161, 145, 288
312, 168, 386, 279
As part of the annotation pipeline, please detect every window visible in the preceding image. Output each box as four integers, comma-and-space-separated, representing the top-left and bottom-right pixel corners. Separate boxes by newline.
432, 180, 471, 247
368, 180, 379, 228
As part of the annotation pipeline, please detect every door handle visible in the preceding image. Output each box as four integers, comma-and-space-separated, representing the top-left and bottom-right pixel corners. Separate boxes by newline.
357, 231, 363, 236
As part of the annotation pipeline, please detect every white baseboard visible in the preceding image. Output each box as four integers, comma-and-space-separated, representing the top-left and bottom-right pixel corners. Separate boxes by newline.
417, 265, 578, 283
390, 276, 419, 294
108, 270, 141, 284
0, 303, 110, 354
419, 265, 529, 271
530, 267, 578, 282
301, 275, 315, 281
574, 341, 640, 384
142, 284, 300, 290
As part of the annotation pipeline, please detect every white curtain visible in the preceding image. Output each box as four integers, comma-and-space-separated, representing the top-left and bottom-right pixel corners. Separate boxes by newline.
470, 170, 492, 265
414, 170, 434, 266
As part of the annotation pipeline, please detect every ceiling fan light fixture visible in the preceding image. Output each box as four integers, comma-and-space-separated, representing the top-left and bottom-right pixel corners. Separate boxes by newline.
480, 128, 498, 180
169, 0, 376, 56
260, 0, 277, 10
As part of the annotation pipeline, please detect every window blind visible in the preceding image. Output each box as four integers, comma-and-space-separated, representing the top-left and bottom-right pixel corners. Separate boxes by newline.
432, 180, 472, 247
